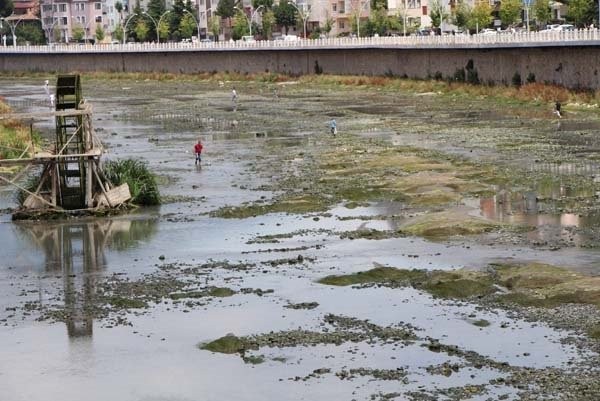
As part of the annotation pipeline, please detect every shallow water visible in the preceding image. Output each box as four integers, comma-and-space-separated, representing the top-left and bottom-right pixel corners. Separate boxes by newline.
1, 78, 599, 401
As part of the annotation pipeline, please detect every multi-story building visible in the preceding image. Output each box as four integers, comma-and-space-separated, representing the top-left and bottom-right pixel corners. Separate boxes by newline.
40, 0, 121, 43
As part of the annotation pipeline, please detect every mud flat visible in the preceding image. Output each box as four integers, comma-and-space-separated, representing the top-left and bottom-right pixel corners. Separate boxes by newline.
0, 76, 599, 401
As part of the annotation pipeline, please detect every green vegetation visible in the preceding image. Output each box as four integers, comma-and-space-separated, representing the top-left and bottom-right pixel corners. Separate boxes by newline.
401, 211, 505, 239
0, 107, 40, 161
472, 319, 491, 327
169, 287, 236, 300
318, 267, 428, 286
107, 296, 148, 309
200, 334, 247, 354
103, 158, 161, 205
318, 262, 600, 308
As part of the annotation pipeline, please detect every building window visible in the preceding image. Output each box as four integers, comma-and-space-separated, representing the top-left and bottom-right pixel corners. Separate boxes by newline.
61, 16, 68, 25
59, 3, 67, 12
339, 2, 345, 13
408, 0, 421, 8
95, 3, 102, 10
95, 16, 102, 23
332, 3, 336, 11
42, 4, 52, 12
81, 16, 86, 24
339, 21, 344, 29
422, 5, 427, 15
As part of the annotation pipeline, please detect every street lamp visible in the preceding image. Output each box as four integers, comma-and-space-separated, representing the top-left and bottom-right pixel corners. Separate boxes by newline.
144, 10, 170, 43
289, 2, 309, 39
234, 6, 263, 37
183, 9, 201, 40
1, 16, 26, 47
403, 0, 407, 37
524, 0, 531, 32
123, 13, 138, 44
354, 0, 369, 38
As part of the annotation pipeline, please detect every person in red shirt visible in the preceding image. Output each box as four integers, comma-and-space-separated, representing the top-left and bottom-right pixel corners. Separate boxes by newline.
194, 140, 203, 165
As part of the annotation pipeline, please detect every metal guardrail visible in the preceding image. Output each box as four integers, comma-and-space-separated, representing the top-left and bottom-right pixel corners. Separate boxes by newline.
1, 29, 600, 53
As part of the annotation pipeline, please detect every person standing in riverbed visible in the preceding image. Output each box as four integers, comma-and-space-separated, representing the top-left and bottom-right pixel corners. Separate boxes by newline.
194, 139, 203, 165
231, 87, 238, 112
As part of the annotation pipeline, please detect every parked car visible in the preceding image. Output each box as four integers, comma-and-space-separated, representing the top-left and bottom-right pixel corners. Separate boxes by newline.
557, 24, 575, 31
283, 35, 298, 41
200, 38, 213, 43
477, 28, 498, 36
241, 36, 256, 43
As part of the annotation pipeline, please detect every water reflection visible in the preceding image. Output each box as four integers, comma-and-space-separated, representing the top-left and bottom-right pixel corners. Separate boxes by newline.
478, 188, 600, 246
15, 218, 157, 337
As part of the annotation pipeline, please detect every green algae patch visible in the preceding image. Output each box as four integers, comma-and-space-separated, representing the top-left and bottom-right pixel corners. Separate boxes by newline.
318, 267, 494, 300
423, 276, 495, 299
318, 267, 428, 286
338, 228, 405, 240
200, 334, 247, 354
494, 263, 580, 290
107, 297, 147, 309
242, 355, 265, 364
588, 325, 600, 340
472, 319, 491, 327
170, 287, 236, 300
211, 194, 329, 219
490, 262, 600, 308
401, 210, 504, 238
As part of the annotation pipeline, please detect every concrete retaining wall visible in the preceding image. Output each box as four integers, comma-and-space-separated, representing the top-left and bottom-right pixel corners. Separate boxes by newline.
2, 46, 599, 88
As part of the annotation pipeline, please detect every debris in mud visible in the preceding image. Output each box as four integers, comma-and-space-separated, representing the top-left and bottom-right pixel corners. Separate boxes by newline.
200, 314, 416, 356
284, 302, 319, 310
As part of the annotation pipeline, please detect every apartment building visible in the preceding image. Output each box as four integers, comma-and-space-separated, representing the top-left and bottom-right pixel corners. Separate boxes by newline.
40, 0, 120, 43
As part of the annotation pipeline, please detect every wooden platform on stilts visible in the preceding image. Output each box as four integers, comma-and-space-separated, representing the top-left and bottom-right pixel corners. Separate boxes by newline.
0, 74, 130, 216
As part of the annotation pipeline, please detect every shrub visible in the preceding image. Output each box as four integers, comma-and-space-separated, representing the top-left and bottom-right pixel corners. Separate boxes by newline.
102, 158, 161, 205
526, 72, 536, 84
466, 68, 480, 85
512, 72, 522, 87
453, 68, 466, 82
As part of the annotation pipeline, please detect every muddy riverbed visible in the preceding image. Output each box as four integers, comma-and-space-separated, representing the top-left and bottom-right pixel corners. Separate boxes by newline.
1, 76, 599, 401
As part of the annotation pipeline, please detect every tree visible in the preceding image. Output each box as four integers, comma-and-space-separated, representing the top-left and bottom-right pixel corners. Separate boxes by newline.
366, 5, 391, 35
72, 24, 85, 42
216, 0, 235, 19
179, 13, 195, 38
470, 0, 493, 30
252, 0, 274, 9
453, 0, 473, 30
95, 24, 105, 42
113, 24, 124, 42
274, 0, 296, 34
533, 0, 551, 27
171, 0, 185, 38
16, 21, 44, 45
429, 0, 450, 29
158, 18, 169, 41
0, 0, 14, 18
134, 19, 149, 41
261, 9, 276, 39
323, 17, 334, 36
499, 0, 522, 27
115, 1, 123, 14
231, 9, 248, 39
567, 0, 594, 27
147, 0, 166, 20
209, 15, 221, 40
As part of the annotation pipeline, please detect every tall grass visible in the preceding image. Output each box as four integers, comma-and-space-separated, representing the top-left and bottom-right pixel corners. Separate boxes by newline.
0, 100, 40, 160
103, 158, 161, 206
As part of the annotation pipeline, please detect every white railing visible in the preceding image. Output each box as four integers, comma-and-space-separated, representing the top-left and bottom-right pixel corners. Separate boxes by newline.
1, 29, 600, 53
